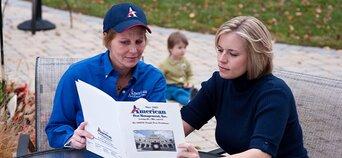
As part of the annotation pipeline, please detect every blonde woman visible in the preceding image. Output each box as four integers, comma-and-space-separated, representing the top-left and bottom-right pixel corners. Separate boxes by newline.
178, 16, 308, 158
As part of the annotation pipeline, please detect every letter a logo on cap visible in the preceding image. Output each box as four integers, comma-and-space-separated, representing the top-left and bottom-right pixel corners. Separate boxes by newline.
127, 7, 137, 17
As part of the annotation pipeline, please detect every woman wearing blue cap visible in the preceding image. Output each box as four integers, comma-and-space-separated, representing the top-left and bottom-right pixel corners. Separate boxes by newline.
45, 3, 166, 149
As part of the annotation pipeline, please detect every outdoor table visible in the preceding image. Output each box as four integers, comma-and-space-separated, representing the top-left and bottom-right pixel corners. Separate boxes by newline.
16, 148, 222, 158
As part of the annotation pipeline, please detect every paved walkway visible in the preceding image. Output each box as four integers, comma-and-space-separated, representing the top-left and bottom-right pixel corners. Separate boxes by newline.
2, 0, 342, 152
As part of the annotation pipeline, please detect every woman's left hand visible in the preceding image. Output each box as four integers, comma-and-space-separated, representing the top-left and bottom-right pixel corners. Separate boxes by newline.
177, 143, 200, 158
183, 83, 193, 88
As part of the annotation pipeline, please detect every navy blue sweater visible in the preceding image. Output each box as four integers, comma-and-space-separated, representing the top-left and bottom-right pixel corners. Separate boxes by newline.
181, 72, 308, 158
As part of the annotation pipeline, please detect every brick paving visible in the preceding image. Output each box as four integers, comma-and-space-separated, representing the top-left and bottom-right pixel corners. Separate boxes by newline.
2, 0, 341, 152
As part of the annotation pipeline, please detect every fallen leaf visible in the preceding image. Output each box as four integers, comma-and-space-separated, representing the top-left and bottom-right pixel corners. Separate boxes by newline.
279, 0, 286, 6
301, 0, 310, 5
304, 34, 311, 40
289, 25, 294, 31
55, 31, 61, 36
94, 0, 104, 4
189, 12, 196, 18
295, 12, 302, 16
203, 0, 208, 9
6, 94, 17, 120
267, 18, 277, 25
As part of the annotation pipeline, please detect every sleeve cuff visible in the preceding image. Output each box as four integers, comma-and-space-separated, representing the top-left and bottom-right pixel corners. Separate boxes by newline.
249, 137, 278, 157
63, 131, 74, 148
63, 137, 72, 148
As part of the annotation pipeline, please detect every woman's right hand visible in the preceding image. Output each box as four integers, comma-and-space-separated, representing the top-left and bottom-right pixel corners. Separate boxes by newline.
69, 122, 94, 149
177, 143, 200, 158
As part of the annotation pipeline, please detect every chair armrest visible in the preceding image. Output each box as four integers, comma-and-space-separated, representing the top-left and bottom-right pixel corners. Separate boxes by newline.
16, 134, 36, 157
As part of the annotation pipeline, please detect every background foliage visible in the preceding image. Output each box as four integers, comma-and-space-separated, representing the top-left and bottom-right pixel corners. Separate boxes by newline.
0, 83, 35, 157
43, 0, 341, 49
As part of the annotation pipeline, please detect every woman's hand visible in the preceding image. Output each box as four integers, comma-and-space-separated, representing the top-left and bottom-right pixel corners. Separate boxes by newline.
177, 143, 199, 158
183, 83, 193, 88
69, 122, 94, 149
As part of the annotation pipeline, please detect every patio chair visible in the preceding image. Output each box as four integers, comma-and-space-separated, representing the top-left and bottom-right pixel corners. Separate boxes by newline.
208, 70, 342, 157
17, 57, 80, 156
273, 70, 342, 157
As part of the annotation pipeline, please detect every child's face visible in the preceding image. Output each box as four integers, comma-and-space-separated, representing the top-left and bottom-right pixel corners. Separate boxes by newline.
170, 42, 187, 59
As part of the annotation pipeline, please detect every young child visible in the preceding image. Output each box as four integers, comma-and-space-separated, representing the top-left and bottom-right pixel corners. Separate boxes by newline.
159, 31, 197, 106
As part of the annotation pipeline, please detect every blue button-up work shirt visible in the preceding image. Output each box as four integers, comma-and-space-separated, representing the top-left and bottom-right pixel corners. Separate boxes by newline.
45, 51, 166, 148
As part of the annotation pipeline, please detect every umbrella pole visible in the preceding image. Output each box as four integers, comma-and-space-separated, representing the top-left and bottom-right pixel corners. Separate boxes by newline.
1, 1, 5, 91
17, 0, 55, 34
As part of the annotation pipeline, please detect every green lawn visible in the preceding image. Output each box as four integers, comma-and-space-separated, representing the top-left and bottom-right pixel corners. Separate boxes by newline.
43, 0, 341, 49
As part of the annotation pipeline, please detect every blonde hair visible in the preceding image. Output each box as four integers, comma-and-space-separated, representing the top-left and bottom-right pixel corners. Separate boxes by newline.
215, 16, 273, 79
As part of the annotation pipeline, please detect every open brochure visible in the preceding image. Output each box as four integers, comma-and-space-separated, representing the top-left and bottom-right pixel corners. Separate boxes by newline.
75, 80, 185, 158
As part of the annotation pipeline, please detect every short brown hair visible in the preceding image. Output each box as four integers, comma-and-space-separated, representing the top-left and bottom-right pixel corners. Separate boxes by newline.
167, 31, 189, 54
215, 16, 273, 79
103, 29, 117, 49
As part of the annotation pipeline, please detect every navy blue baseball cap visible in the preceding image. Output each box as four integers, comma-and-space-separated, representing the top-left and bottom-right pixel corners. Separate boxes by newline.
103, 3, 151, 33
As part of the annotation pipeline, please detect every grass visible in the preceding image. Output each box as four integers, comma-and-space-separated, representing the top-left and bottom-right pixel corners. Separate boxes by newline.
43, 0, 341, 49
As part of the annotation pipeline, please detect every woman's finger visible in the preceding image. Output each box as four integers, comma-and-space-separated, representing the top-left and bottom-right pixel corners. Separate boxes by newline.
79, 137, 86, 144
70, 135, 86, 149
76, 122, 94, 139
177, 143, 199, 158
186, 144, 198, 153
71, 139, 85, 149
77, 122, 87, 130
177, 151, 199, 158
72, 134, 82, 142
178, 142, 194, 150
77, 129, 94, 139
73, 134, 86, 143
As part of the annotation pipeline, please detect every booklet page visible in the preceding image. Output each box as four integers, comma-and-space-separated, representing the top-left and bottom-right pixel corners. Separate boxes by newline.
76, 80, 185, 158
76, 80, 125, 158
117, 101, 185, 158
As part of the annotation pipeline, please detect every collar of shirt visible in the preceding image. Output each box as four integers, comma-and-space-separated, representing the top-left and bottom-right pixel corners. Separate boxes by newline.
167, 56, 185, 65
102, 50, 139, 82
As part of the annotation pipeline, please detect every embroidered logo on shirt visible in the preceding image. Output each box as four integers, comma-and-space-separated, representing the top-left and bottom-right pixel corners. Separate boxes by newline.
128, 89, 147, 98
127, 7, 137, 17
